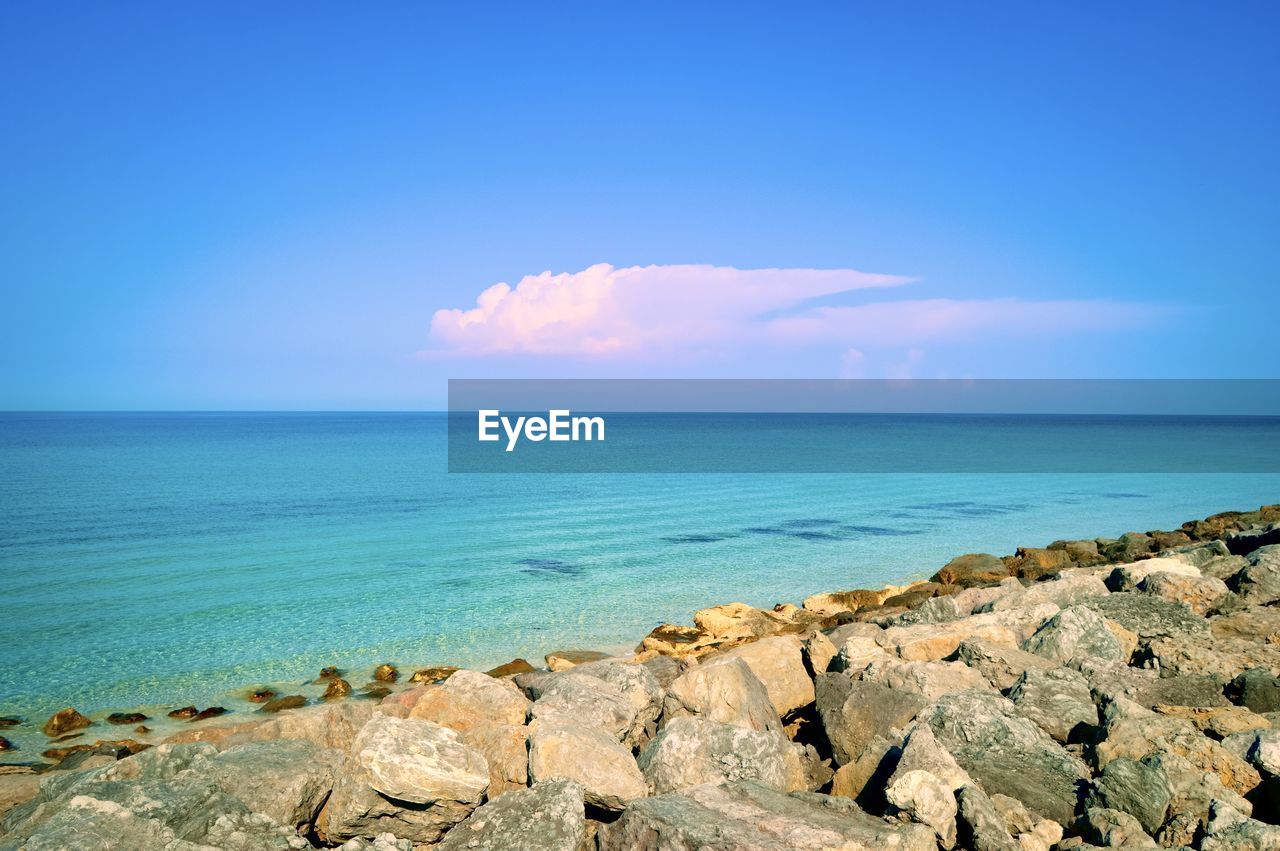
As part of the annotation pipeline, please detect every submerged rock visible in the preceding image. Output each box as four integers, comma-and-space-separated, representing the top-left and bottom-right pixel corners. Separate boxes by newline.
259, 695, 307, 713
41, 708, 90, 737
544, 650, 610, 671
105, 713, 147, 726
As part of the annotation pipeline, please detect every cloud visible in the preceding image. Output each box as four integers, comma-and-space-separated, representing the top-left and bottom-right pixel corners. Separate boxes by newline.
425, 262, 1170, 367
427, 263, 912, 358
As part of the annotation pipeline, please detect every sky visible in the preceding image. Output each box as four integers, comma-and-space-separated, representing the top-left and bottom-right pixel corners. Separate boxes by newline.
1, 2, 1277, 410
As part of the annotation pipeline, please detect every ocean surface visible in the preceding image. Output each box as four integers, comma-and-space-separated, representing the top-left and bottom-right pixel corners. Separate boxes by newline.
1, 412, 1277, 756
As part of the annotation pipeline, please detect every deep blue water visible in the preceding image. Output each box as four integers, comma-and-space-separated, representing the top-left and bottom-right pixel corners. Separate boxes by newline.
0, 412, 1276, 755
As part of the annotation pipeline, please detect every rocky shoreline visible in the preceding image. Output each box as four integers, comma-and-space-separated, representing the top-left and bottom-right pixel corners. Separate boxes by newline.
2, 503, 1280, 849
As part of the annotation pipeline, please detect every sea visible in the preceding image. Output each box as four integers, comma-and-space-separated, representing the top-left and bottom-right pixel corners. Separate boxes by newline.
1, 411, 1276, 757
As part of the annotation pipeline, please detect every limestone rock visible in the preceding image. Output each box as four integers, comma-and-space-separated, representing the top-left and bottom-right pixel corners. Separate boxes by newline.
530, 673, 637, 743
1230, 546, 1280, 605
956, 784, 1019, 851
802, 629, 838, 676
954, 638, 1057, 691
564, 660, 663, 745
891, 723, 971, 791
1075, 807, 1158, 849
206, 739, 342, 830
829, 734, 899, 811
1081, 592, 1211, 641
637, 716, 800, 793
1084, 757, 1171, 835
802, 588, 893, 618
1007, 667, 1097, 743
1151, 704, 1270, 739
1107, 558, 1202, 592
886, 769, 958, 848
712, 635, 814, 715
1227, 668, 1280, 713
830, 633, 893, 673
436, 779, 586, 851
527, 720, 645, 811
661, 656, 782, 732
860, 657, 995, 701
980, 574, 1106, 613
877, 614, 1021, 663
1138, 570, 1230, 615
545, 650, 610, 671
814, 673, 928, 765
408, 669, 530, 731
693, 602, 799, 642
932, 553, 1010, 586
1201, 799, 1280, 851
1021, 605, 1129, 666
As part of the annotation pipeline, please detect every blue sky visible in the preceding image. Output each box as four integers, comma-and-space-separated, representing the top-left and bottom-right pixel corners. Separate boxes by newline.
2, 2, 1277, 409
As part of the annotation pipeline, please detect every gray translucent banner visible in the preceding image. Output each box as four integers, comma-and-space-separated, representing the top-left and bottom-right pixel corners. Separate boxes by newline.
447, 379, 1280, 473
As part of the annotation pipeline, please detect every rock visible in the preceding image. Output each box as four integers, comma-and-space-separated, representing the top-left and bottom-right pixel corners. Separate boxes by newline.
1227, 668, 1280, 714
954, 638, 1057, 691
989, 793, 1036, 837
886, 769, 958, 848
598, 780, 936, 850
0, 771, 41, 822
527, 720, 645, 811
206, 739, 343, 830
1008, 667, 1097, 743
861, 657, 995, 700
1163, 538, 1231, 567
1201, 799, 1280, 850
923, 689, 1090, 824
168, 706, 200, 719
1140, 632, 1280, 681
830, 633, 893, 673
1230, 545, 1280, 604
932, 553, 1010, 586
105, 713, 147, 725
1008, 546, 1074, 579
1138, 570, 1230, 615
410, 665, 460, 684
1084, 757, 1170, 835
662, 656, 782, 733
1228, 728, 1280, 777
485, 658, 536, 677
891, 723, 971, 791
544, 650, 610, 671
1049, 538, 1104, 565
0, 736, 11, 751
530, 673, 637, 743
1104, 532, 1155, 562
877, 615, 1020, 663
324, 678, 353, 700
226, 700, 374, 752
362, 685, 392, 699
569, 660, 664, 744
318, 665, 343, 680
956, 784, 1019, 851
883, 582, 945, 609
802, 587, 895, 618
373, 664, 399, 683
637, 623, 709, 657
1081, 592, 1211, 640
814, 674, 928, 765
639, 654, 685, 689
802, 629, 838, 676
829, 734, 898, 810
1021, 605, 1129, 666
1213, 605, 1280, 644
337, 834, 414, 851
248, 688, 277, 703
0, 717, 20, 728
41, 708, 90, 737
1151, 704, 1271, 738
260, 695, 307, 713
1107, 557, 1202, 592
408, 669, 531, 731
693, 602, 801, 643
321, 714, 489, 845
1075, 807, 1158, 849
981, 574, 1106, 613
436, 779, 587, 851
711, 635, 814, 715
1204, 554, 1252, 581
193, 706, 228, 721
637, 716, 801, 793
1226, 523, 1280, 556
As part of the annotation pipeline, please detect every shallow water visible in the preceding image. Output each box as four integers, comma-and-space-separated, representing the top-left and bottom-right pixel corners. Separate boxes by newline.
0, 412, 1275, 758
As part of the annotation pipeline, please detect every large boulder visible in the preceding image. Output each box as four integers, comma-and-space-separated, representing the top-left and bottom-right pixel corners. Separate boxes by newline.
1226, 524, 1280, 556
1075, 807, 1157, 849
861, 657, 996, 701
1084, 757, 1171, 835
954, 638, 1056, 691
1138, 570, 1230, 615
711, 635, 814, 715
1080, 592, 1211, 641
955, 784, 1019, 851
1201, 800, 1280, 851
530, 673, 637, 744
570, 660, 664, 740
1106, 558, 1201, 592
875, 612, 1026, 663
527, 720, 645, 811
1021, 605, 1130, 666
932, 553, 1009, 586
1229, 545, 1280, 604
885, 769, 957, 848
979, 575, 1105, 612
923, 689, 1090, 824
890, 724, 970, 792
814, 674, 928, 765
1007, 667, 1097, 744
205, 739, 342, 831
435, 779, 587, 851
320, 715, 489, 845
661, 656, 782, 732
598, 781, 936, 850
637, 716, 801, 794
407, 669, 530, 730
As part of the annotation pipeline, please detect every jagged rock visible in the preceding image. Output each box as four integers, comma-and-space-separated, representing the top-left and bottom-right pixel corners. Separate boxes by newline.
693, 602, 801, 642
712, 635, 814, 715
1201, 799, 1280, 850
637, 716, 801, 793
956, 784, 1019, 851
1084, 757, 1171, 835
527, 720, 645, 811
830, 633, 893, 673
860, 657, 995, 700
923, 689, 1090, 824
530, 673, 637, 743
1075, 807, 1158, 848
1107, 558, 1202, 592
661, 656, 782, 732
1227, 524, 1280, 556
229, 700, 374, 752
1213, 605, 1280, 644
829, 734, 899, 810
205, 739, 342, 830
1138, 570, 1230, 615
802, 588, 894, 618
1163, 538, 1231, 567
1141, 632, 1280, 681
321, 714, 489, 845
1008, 546, 1074, 579
598, 780, 936, 850
954, 638, 1057, 691
1081, 592, 1211, 640
1104, 532, 1156, 562
1204, 554, 1252, 581
337, 833, 414, 851
1228, 546, 1280, 605
1022, 605, 1129, 666
1007, 667, 1097, 743
877, 606, 1058, 662
567, 660, 664, 745
802, 629, 838, 676
932, 553, 1010, 586
1225, 728, 1280, 777
436, 779, 586, 851
814, 674, 928, 765
1227, 668, 1280, 714
890, 581, 1021, 626
545, 650, 610, 671
1015, 817, 1064, 851
980, 574, 1106, 612
1151, 704, 1271, 739
408, 669, 530, 731
886, 769, 958, 848
891, 723, 970, 791
639, 653, 685, 689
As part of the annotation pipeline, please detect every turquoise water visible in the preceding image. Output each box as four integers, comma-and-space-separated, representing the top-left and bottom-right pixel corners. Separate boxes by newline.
1, 412, 1276, 754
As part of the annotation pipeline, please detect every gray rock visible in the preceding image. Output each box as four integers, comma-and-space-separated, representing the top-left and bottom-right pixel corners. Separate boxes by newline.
1080, 592, 1210, 640
662, 656, 782, 733
436, 779, 587, 851
1226, 524, 1280, 556
1107, 558, 1202, 593
814, 674, 928, 765
530, 673, 638, 744
1084, 757, 1171, 835
1203, 554, 1251, 581
956, 785, 1018, 851
1138, 571, 1230, 616
640, 654, 686, 689
1229, 545, 1280, 604
570, 660, 664, 744
1201, 799, 1280, 850
598, 780, 936, 850
206, 739, 342, 831
637, 716, 799, 794
1007, 667, 1097, 743
1163, 538, 1230, 567
1075, 807, 1158, 848
1021, 605, 1128, 666
859, 657, 995, 700
954, 638, 1056, 691
527, 720, 646, 811
890, 723, 970, 791
1227, 668, 1280, 714
923, 689, 1090, 824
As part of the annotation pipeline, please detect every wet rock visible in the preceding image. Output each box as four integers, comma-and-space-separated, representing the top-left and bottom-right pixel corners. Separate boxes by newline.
637, 716, 801, 793
932, 553, 1010, 586
193, 706, 228, 721
361, 684, 392, 699
259, 695, 307, 713
485, 658, 536, 677
105, 712, 147, 726
436, 778, 587, 851
1008, 667, 1097, 743
1227, 668, 1280, 714
886, 769, 957, 848
1075, 807, 1158, 848
0, 736, 11, 751
323, 677, 353, 700
1022, 605, 1130, 666
923, 689, 1090, 824
598, 780, 936, 850
1084, 757, 1171, 834
956, 784, 1019, 851
318, 665, 343, 680
321, 714, 489, 845
373, 664, 399, 683
954, 638, 1057, 691
41, 708, 90, 737
168, 706, 200, 720
815, 674, 928, 765
247, 688, 277, 703
711, 634, 814, 715
0, 717, 20, 728
527, 719, 645, 811
409, 665, 460, 684
1138, 570, 1230, 615
662, 656, 782, 733
545, 649, 610, 671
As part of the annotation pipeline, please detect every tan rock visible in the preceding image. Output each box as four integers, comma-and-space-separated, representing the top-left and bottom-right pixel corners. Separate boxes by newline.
662, 656, 782, 732
410, 665, 459, 684
1151, 705, 1271, 738
802, 629, 838, 677
802, 587, 894, 617
409, 669, 530, 732
1139, 571, 1230, 615
1108, 558, 1202, 591
545, 650, 610, 671
712, 635, 814, 715
528, 720, 646, 811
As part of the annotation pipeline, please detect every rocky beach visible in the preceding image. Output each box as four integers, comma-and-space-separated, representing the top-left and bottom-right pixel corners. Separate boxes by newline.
2, 502, 1280, 850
